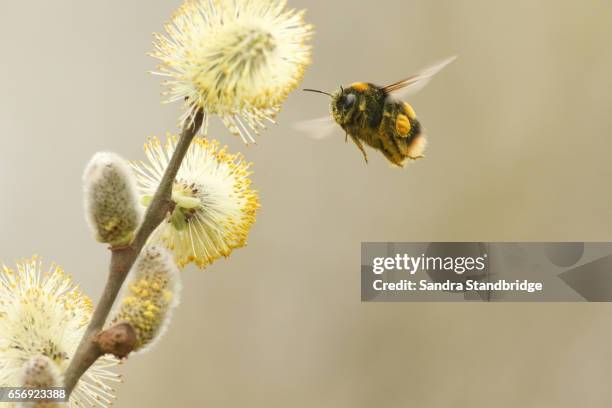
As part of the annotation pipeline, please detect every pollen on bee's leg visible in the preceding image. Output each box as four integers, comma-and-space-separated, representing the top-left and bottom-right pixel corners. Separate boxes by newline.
403, 102, 417, 119
395, 114, 411, 136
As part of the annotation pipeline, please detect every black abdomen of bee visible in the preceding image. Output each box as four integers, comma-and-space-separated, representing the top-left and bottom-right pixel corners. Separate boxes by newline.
408, 117, 422, 141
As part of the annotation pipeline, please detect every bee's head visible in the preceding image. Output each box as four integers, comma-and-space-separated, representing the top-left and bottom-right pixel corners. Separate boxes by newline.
331, 86, 358, 125
302, 86, 358, 126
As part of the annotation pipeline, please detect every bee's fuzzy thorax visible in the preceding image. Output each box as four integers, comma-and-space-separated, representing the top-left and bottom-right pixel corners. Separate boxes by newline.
330, 84, 385, 128
349, 82, 370, 92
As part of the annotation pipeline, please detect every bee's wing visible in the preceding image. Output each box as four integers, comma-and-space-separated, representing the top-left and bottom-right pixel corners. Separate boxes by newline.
294, 116, 338, 140
382, 56, 457, 98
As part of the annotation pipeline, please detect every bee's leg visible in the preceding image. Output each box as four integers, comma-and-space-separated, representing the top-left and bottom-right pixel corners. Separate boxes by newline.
345, 132, 348, 143
384, 101, 428, 163
381, 149, 405, 167
395, 114, 412, 137
378, 103, 408, 165
348, 133, 368, 163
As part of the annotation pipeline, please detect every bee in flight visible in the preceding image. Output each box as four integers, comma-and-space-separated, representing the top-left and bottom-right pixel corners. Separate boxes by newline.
298, 56, 456, 167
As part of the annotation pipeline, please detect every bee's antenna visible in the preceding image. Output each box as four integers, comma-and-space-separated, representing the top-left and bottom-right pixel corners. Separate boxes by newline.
303, 89, 333, 97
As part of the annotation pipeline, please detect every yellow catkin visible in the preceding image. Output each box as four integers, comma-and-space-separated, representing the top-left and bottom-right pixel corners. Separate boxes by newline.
0, 257, 119, 408
131, 135, 259, 269
113, 246, 180, 351
151, 0, 313, 143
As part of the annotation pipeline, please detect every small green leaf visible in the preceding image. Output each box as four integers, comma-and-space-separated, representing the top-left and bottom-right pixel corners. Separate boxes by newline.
141, 195, 153, 207
170, 207, 188, 231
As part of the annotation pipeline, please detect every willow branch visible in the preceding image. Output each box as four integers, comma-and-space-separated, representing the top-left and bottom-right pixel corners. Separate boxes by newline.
63, 111, 204, 394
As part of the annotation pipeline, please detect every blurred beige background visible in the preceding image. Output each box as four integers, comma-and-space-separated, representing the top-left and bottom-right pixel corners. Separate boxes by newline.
2, 0, 612, 407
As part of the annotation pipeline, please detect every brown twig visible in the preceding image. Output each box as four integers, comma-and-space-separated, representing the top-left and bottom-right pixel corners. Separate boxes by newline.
63, 111, 204, 394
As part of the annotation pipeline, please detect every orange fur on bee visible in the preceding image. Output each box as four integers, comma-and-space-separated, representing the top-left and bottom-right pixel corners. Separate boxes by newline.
350, 82, 369, 92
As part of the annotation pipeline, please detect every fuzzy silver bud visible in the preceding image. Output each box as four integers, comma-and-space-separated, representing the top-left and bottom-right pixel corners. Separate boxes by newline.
19, 355, 61, 408
83, 152, 142, 247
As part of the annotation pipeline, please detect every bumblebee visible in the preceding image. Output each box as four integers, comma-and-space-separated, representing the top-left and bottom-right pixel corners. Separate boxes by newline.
300, 56, 455, 167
